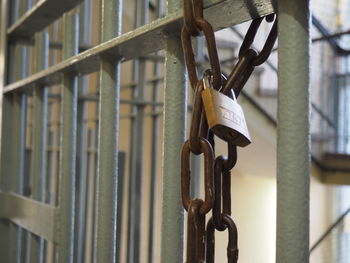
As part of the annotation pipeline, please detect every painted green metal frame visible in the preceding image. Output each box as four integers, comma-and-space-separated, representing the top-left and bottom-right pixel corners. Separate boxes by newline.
0, 0, 278, 262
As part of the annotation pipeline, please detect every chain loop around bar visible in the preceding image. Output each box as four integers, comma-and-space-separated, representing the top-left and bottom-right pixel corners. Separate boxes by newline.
183, 0, 201, 36
181, 0, 222, 90
182, 0, 278, 260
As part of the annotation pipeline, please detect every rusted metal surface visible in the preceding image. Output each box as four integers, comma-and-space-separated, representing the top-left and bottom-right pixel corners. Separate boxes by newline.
222, 15, 278, 96
186, 199, 206, 263
180, 0, 277, 261
181, 138, 215, 214
206, 215, 239, 263
181, 17, 221, 89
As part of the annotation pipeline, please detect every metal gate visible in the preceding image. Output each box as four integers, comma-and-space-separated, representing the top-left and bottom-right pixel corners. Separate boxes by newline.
0, 0, 311, 263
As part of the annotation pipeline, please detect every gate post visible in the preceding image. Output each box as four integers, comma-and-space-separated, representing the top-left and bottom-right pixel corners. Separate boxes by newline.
161, 0, 187, 262
276, 1, 311, 262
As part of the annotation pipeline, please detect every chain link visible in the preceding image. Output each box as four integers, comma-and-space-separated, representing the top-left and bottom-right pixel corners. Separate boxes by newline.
181, 0, 222, 90
181, 0, 277, 261
222, 15, 278, 96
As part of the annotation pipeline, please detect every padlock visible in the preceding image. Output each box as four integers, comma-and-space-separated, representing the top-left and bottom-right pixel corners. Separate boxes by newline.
201, 74, 251, 147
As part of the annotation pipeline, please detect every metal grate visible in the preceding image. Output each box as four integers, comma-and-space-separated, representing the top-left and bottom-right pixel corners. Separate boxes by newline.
0, 0, 275, 262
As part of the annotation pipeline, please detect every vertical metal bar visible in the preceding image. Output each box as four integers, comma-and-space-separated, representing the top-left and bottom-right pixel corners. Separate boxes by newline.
127, 77, 137, 263
127, 0, 148, 261
345, 57, 350, 153
75, 1, 91, 262
30, 31, 48, 263
319, 43, 326, 140
336, 75, 344, 152
0, 0, 9, 148
147, 90, 158, 260
0, 0, 16, 262
57, 12, 79, 263
85, 129, 96, 263
116, 151, 125, 262
0, 6, 11, 257
46, 18, 59, 263
147, 2, 163, 261
276, 1, 311, 263
0, 94, 14, 263
12, 94, 26, 263
94, 0, 122, 261
18, 0, 26, 18
131, 56, 146, 263
14, 41, 29, 263
161, 0, 186, 262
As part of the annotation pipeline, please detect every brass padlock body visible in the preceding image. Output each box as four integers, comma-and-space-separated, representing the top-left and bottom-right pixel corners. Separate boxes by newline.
201, 88, 251, 147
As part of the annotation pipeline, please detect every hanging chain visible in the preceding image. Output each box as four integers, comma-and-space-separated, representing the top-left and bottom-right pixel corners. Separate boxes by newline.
181, 0, 222, 90
222, 14, 278, 96
180, 0, 277, 261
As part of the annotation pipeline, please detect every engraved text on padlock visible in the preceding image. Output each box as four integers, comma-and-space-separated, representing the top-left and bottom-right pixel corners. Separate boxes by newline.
201, 86, 251, 147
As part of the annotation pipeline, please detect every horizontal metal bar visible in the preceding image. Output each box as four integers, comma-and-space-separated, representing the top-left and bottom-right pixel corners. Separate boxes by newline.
121, 76, 164, 89
0, 192, 57, 242
309, 207, 350, 253
48, 94, 165, 106
312, 29, 350, 43
7, 0, 83, 39
16, 38, 91, 52
3, 0, 275, 94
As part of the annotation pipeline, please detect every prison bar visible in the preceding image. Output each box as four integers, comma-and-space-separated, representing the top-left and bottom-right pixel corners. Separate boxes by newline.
0, 192, 56, 241
74, 2, 91, 263
160, 0, 188, 261
3, 0, 275, 94
147, 0, 164, 261
94, 0, 122, 262
0, 0, 316, 262
29, 29, 49, 263
276, 0, 311, 262
56, 12, 79, 263
126, 0, 152, 261
7, 0, 84, 39
0, 0, 273, 261
12, 46, 28, 262
0, 1, 17, 261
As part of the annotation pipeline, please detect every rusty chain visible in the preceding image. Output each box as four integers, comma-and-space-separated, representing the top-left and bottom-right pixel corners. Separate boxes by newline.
222, 14, 278, 96
182, 0, 222, 90
181, 0, 277, 261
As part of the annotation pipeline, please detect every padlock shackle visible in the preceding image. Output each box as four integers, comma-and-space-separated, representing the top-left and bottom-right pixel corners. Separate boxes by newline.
189, 80, 205, 154
221, 49, 257, 96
